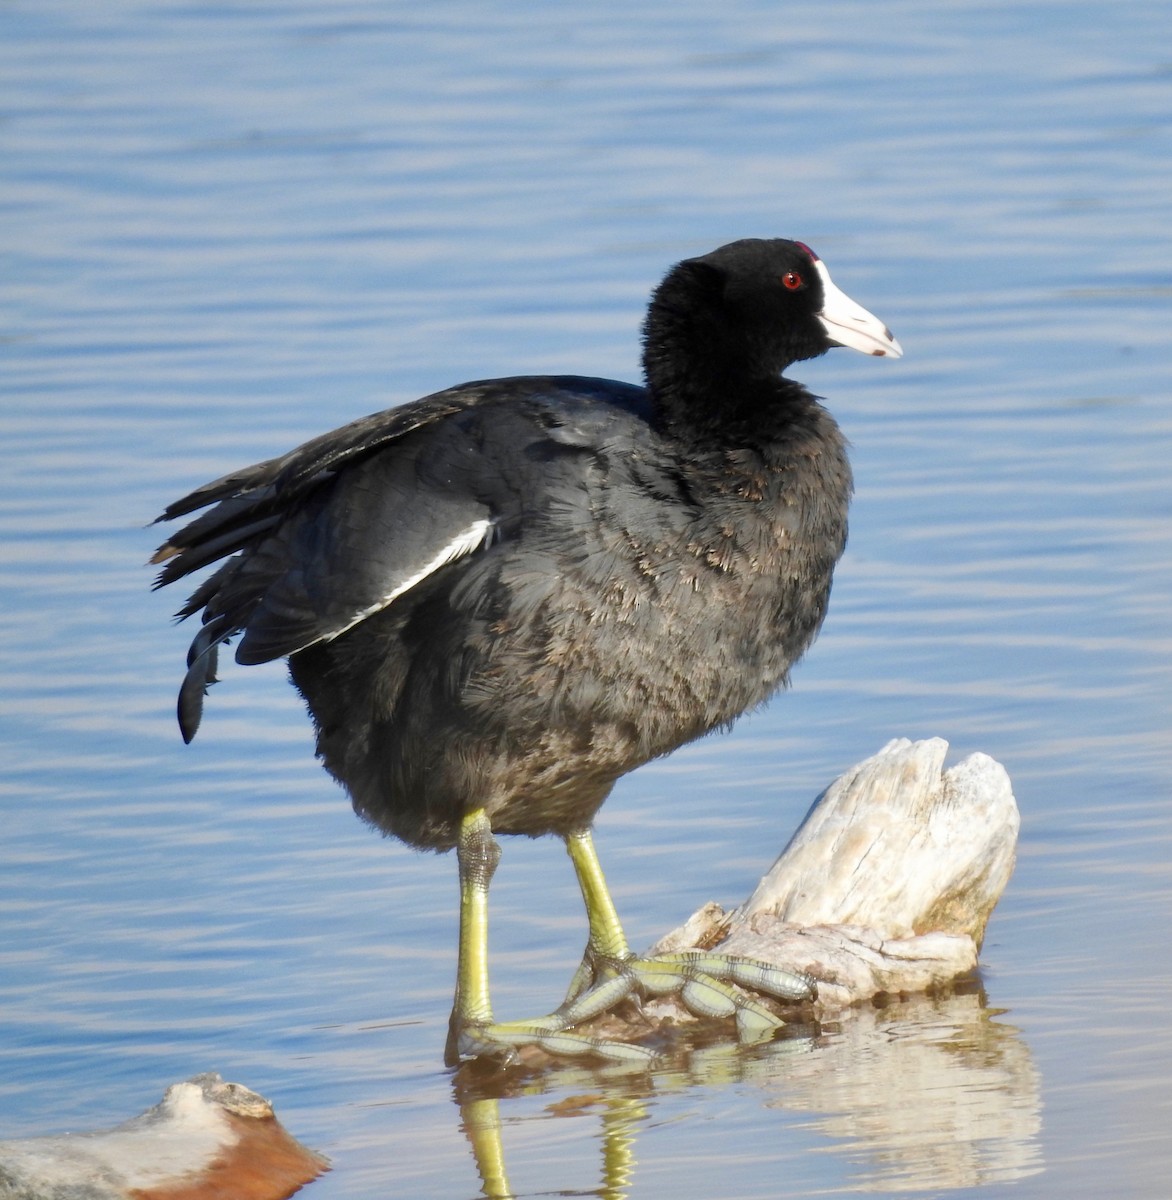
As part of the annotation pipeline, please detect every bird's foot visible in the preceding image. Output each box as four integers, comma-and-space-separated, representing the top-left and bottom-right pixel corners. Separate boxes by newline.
566, 949, 817, 1042
450, 1013, 658, 1068
447, 953, 813, 1067
448, 969, 661, 1066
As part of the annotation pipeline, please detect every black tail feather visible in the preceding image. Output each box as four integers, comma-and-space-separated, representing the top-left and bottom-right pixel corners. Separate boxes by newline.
152, 513, 282, 592
177, 616, 234, 742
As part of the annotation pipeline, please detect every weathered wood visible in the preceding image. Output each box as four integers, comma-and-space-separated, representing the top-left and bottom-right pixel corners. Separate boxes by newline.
650, 737, 1019, 1013
0, 1074, 327, 1200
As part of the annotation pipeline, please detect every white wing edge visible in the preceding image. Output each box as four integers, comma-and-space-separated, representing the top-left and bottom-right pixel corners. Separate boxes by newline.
319, 517, 494, 645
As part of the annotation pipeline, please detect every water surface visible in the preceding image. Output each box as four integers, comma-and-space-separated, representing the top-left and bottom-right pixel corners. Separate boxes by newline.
3, 2, 1171, 1197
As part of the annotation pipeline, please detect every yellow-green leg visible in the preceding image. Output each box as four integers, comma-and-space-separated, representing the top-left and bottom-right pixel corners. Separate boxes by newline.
444, 809, 655, 1066
444, 811, 816, 1067
563, 827, 815, 1039
445, 808, 499, 1048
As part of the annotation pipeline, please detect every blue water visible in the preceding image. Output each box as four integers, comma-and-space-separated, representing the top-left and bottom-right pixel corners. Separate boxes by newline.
3, 2, 1171, 1196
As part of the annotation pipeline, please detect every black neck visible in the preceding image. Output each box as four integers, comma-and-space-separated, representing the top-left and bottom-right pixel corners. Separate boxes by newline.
642, 309, 816, 444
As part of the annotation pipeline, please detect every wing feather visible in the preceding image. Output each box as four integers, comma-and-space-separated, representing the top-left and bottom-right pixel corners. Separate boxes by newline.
152, 375, 660, 738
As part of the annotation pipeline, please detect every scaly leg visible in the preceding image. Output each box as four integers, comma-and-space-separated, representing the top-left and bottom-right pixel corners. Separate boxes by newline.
558, 827, 815, 1039
444, 813, 814, 1066
444, 808, 655, 1066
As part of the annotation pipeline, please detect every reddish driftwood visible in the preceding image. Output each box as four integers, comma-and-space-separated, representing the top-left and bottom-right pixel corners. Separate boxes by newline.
0, 1074, 326, 1200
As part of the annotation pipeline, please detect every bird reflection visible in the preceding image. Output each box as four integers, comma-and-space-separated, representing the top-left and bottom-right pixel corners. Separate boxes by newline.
451, 988, 1042, 1199
459, 1094, 512, 1200
452, 1025, 818, 1199
460, 1092, 648, 1200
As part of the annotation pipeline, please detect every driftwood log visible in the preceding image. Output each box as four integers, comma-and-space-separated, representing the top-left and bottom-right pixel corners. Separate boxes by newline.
0, 1074, 326, 1200
561, 736, 1018, 1047
651, 736, 1019, 1012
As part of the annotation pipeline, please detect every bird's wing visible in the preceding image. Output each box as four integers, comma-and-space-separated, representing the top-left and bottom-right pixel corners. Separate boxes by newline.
152, 385, 512, 739
151, 377, 654, 740
216, 462, 495, 668
151, 386, 479, 555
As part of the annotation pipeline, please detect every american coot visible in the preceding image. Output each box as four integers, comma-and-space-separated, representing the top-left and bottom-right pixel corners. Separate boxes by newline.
152, 238, 900, 1065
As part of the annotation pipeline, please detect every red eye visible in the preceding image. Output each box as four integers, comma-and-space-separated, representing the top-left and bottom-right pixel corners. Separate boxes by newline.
781, 271, 803, 290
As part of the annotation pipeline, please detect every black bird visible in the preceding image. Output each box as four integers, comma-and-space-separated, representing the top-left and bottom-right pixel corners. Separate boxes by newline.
152, 238, 901, 1065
